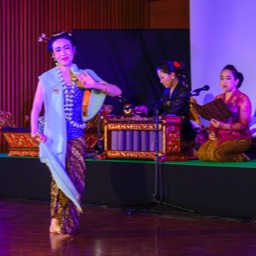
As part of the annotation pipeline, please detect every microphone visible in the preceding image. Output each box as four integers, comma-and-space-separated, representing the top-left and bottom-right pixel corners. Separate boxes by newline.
193, 85, 210, 93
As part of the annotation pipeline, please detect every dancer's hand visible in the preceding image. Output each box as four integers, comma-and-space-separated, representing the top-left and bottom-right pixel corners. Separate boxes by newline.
31, 131, 47, 143
76, 71, 98, 90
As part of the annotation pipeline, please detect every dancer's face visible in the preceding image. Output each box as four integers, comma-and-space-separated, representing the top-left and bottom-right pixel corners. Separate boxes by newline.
52, 38, 76, 67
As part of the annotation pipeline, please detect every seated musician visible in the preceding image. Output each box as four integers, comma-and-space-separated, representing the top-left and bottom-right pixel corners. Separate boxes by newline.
134, 60, 196, 155
197, 64, 252, 162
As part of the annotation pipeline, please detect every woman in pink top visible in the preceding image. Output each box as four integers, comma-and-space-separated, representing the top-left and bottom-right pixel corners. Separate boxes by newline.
198, 64, 252, 162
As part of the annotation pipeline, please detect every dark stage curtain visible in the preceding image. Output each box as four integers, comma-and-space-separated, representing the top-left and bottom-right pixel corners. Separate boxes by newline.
72, 29, 190, 115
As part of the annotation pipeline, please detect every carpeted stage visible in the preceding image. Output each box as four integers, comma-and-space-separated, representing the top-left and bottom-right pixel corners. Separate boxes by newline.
1, 153, 256, 219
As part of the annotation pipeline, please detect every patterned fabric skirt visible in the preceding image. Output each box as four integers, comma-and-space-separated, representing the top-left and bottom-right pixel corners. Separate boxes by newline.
198, 138, 252, 162
50, 136, 86, 235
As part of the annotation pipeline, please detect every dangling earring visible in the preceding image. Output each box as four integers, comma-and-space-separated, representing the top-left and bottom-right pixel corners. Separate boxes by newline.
170, 72, 175, 80
52, 54, 57, 63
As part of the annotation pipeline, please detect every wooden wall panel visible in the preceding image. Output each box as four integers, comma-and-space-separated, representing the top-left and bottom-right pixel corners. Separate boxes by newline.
150, 0, 189, 28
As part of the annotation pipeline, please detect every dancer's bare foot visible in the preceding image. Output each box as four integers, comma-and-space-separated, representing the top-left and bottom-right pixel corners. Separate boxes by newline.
49, 233, 73, 252
49, 218, 63, 235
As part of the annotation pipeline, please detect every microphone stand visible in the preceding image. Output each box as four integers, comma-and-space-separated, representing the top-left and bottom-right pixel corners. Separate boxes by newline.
128, 88, 208, 215
129, 100, 195, 215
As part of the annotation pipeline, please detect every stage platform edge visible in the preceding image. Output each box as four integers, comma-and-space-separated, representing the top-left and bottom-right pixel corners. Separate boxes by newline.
1, 154, 256, 218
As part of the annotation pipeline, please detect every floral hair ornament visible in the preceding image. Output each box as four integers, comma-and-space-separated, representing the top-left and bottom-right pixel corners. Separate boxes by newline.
173, 61, 181, 68
38, 33, 49, 43
52, 31, 72, 37
173, 61, 185, 71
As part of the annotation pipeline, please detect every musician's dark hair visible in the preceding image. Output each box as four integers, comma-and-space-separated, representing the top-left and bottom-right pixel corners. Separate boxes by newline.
221, 64, 243, 88
156, 60, 188, 87
47, 32, 77, 54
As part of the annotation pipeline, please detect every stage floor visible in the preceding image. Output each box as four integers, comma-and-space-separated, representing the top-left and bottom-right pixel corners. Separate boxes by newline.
1, 154, 256, 218
2, 198, 256, 256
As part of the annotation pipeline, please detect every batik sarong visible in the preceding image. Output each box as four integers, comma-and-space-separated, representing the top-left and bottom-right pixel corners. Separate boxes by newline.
198, 138, 251, 162
50, 136, 86, 235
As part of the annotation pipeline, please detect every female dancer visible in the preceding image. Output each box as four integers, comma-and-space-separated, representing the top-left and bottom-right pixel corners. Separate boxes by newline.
31, 32, 121, 235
